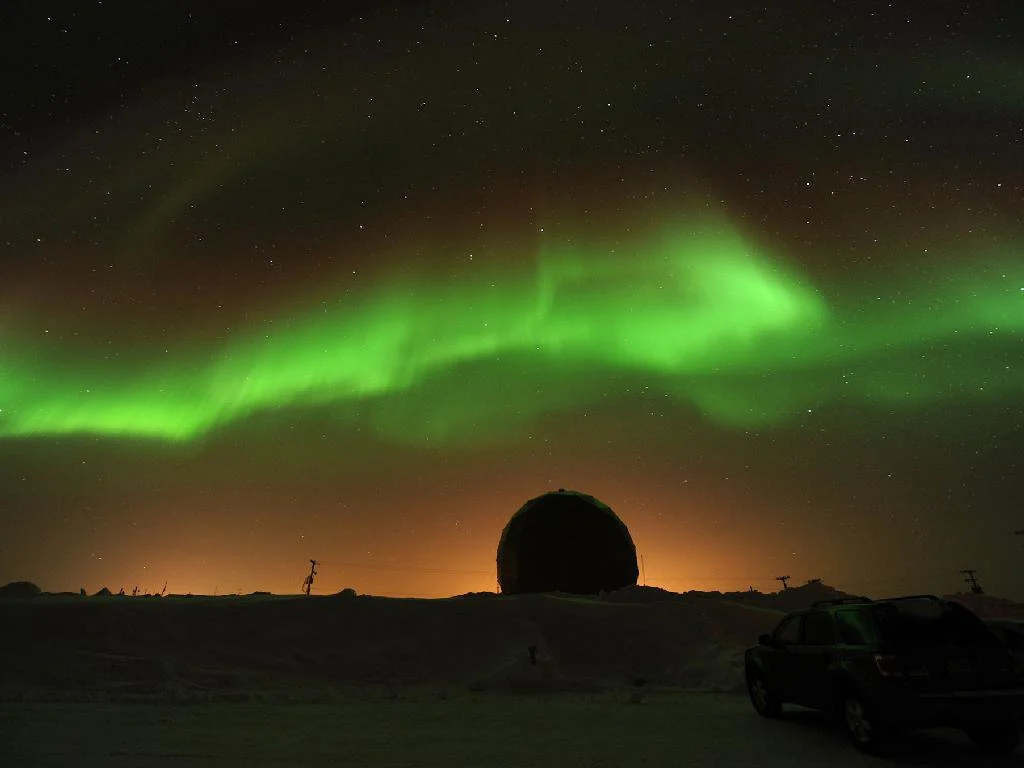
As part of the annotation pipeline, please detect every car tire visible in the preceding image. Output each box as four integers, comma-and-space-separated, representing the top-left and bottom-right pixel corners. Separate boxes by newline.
841, 693, 889, 753
746, 669, 782, 718
965, 721, 1020, 754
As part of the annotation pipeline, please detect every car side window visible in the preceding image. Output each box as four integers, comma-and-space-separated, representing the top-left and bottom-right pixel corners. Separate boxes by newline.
773, 615, 802, 646
835, 609, 875, 645
1000, 626, 1024, 651
801, 611, 835, 645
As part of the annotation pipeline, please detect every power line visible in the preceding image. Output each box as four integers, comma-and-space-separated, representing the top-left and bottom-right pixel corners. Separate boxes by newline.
318, 560, 491, 576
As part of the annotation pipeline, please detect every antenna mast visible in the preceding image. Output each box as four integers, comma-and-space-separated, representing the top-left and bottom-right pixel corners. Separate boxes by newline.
960, 568, 984, 595
303, 559, 319, 596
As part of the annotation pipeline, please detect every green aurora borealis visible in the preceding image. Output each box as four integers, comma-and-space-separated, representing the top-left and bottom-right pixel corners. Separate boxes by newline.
3, 221, 1021, 444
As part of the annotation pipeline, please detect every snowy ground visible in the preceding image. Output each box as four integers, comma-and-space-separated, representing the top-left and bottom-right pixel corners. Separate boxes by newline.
3, 585, 1023, 766
2, 690, 1022, 767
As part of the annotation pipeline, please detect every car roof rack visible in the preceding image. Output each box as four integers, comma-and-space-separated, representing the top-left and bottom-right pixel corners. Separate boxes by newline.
812, 597, 873, 607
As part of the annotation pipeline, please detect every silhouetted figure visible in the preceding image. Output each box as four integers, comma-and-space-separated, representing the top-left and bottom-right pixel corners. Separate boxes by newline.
496, 489, 638, 595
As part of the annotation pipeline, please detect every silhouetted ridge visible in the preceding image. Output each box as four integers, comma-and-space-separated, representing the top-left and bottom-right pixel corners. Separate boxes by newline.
0, 581, 41, 597
496, 489, 639, 595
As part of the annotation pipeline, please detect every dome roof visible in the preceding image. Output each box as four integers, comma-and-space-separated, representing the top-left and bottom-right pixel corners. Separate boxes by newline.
496, 489, 639, 594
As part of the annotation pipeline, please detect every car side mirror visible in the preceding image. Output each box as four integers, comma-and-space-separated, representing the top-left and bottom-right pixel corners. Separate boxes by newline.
758, 633, 773, 647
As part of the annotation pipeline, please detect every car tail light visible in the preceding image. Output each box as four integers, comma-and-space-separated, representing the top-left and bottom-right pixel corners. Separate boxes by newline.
873, 654, 929, 678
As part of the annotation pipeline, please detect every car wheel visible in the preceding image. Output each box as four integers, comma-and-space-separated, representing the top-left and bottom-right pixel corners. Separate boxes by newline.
965, 721, 1020, 754
841, 693, 888, 753
746, 670, 782, 718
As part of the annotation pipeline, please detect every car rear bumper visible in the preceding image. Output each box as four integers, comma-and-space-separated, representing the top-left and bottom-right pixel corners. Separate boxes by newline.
878, 688, 1024, 727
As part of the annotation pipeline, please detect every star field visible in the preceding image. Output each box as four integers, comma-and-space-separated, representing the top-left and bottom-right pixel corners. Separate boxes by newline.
1, 2, 1022, 599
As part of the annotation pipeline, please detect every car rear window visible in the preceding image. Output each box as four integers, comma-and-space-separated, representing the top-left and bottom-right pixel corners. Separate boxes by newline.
872, 600, 999, 648
835, 609, 877, 646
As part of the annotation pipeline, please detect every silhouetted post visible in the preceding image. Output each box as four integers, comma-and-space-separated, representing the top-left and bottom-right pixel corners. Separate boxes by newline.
640, 553, 646, 587
303, 559, 319, 596
161, 581, 167, 596
775, 575, 791, 590
961, 569, 984, 595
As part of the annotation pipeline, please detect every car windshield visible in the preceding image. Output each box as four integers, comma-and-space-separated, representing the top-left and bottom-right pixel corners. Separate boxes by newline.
872, 600, 999, 649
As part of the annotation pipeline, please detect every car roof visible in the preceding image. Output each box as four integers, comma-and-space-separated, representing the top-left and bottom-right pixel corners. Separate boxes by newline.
784, 594, 953, 619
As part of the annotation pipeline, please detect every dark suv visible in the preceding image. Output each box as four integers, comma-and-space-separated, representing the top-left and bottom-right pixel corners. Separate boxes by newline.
744, 595, 1024, 753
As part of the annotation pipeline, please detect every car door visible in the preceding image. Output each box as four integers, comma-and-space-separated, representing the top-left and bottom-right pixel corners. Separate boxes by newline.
763, 613, 804, 702
787, 610, 837, 709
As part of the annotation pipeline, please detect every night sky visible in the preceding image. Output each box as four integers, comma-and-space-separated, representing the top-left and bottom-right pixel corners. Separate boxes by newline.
2, 2, 1022, 599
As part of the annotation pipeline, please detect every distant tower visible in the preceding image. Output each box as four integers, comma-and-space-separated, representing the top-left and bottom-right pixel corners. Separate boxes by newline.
775, 575, 791, 590
960, 569, 984, 595
303, 559, 319, 596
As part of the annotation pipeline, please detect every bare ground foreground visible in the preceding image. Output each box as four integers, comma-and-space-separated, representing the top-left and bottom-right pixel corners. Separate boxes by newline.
2, 691, 1023, 768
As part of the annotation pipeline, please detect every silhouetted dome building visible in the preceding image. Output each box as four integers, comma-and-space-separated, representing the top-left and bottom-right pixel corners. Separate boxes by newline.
496, 489, 639, 595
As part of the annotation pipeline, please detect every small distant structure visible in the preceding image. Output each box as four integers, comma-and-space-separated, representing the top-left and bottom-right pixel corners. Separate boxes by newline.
961, 569, 984, 595
302, 559, 319, 596
806, 577, 823, 585
775, 575, 791, 590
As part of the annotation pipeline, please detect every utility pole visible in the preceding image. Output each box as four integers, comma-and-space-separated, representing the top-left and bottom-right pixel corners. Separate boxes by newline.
776, 575, 791, 590
303, 559, 319, 596
961, 569, 984, 595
